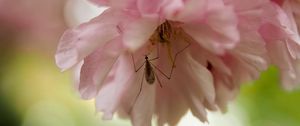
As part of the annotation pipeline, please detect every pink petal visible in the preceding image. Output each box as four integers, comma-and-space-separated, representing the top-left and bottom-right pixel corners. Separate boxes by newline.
130, 82, 156, 126
155, 82, 188, 126
123, 17, 159, 51
259, 23, 287, 41
170, 67, 208, 122
215, 81, 238, 112
95, 54, 135, 119
172, 52, 215, 112
89, 0, 136, 9
137, 0, 166, 17
188, 94, 208, 122
183, 7, 239, 54
174, 76, 208, 122
185, 54, 215, 105
79, 37, 124, 99
190, 44, 232, 76
260, 3, 300, 59
271, 0, 285, 6
265, 41, 298, 90
205, 6, 239, 47
224, 0, 269, 11
236, 8, 265, 31
166, 0, 207, 22
232, 32, 268, 72
55, 15, 119, 71
162, 0, 184, 18
89, 0, 109, 6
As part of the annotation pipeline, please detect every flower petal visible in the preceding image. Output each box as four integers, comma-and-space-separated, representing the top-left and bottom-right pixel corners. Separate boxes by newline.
95, 54, 135, 119
174, 75, 208, 122
89, 0, 136, 9
89, 0, 109, 6
265, 40, 298, 90
55, 14, 120, 71
130, 82, 156, 126
155, 82, 188, 126
183, 7, 239, 54
79, 37, 124, 99
137, 0, 166, 17
215, 81, 238, 112
186, 54, 215, 106
123, 17, 159, 52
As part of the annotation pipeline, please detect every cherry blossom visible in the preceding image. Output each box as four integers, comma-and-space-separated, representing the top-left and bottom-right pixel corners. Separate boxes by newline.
56, 0, 300, 125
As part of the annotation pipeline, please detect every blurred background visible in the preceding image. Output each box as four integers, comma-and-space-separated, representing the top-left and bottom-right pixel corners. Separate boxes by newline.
0, 0, 300, 126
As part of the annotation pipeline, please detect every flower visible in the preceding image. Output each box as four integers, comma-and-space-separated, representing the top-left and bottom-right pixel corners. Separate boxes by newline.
56, 0, 300, 126
259, 0, 300, 90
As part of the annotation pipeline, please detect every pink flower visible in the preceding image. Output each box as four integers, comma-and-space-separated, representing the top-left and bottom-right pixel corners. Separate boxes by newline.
259, 1, 300, 90
56, 0, 300, 125
227, 0, 300, 90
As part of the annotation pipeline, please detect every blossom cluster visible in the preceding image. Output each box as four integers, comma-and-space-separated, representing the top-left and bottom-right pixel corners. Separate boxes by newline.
55, 0, 300, 126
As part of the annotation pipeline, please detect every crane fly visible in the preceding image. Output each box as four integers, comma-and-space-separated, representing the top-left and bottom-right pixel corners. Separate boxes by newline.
129, 20, 191, 113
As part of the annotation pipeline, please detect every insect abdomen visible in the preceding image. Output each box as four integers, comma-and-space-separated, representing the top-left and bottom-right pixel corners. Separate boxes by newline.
145, 61, 155, 84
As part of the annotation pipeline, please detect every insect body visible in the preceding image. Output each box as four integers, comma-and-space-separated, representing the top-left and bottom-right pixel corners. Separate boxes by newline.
129, 21, 191, 113
144, 56, 155, 84
129, 54, 163, 114
131, 55, 163, 88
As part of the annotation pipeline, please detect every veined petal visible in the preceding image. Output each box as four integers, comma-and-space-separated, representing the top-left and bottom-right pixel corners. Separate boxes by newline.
205, 6, 239, 47
161, 0, 184, 20
183, 7, 239, 54
155, 82, 188, 126
190, 44, 232, 76
232, 32, 268, 71
123, 17, 159, 52
95, 54, 135, 119
171, 68, 208, 122
167, 0, 207, 22
55, 16, 119, 71
224, 0, 269, 11
266, 40, 298, 90
79, 37, 123, 99
215, 81, 238, 112
130, 82, 156, 126
137, 0, 166, 17
185, 53, 215, 106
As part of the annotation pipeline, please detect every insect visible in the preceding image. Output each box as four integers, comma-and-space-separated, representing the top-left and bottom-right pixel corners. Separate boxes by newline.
129, 43, 189, 113
150, 21, 175, 65
128, 20, 191, 113
131, 51, 166, 97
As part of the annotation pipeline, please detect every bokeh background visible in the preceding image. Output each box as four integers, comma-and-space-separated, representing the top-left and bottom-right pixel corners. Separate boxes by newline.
0, 0, 300, 126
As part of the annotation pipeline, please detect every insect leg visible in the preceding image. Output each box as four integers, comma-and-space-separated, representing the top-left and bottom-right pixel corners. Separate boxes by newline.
149, 39, 190, 80
172, 39, 191, 68
131, 54, 145, 72
153, 70, 163, 88
129, 71, 145, 114
149, 62, 171, 79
